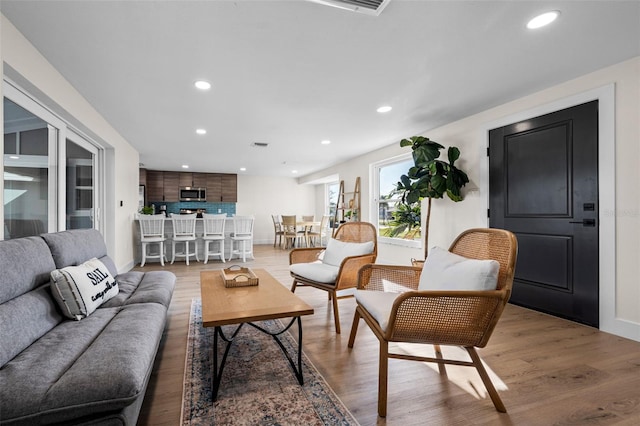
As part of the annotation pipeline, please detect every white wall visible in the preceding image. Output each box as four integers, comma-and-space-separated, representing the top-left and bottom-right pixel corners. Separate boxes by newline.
1, 15, 140, 271
236, 175, 316, 244
303, 57, 640, 341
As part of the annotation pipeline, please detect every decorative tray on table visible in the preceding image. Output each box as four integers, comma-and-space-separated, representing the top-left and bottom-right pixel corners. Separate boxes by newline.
220, 265, 259, 288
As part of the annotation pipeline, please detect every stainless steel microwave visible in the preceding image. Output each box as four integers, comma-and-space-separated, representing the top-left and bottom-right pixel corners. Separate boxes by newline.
179, 187, 206, 202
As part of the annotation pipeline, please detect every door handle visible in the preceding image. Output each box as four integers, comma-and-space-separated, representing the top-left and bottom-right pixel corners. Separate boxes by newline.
569, 218, 596, 227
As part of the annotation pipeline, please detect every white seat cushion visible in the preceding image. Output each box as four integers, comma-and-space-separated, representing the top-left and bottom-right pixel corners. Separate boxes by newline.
419, 246, 500, 291
355, 290, 399, 332
322, 238, 374, 267
290, 261, 340, 284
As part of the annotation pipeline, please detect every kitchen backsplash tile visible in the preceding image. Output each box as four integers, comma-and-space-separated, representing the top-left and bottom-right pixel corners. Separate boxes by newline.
149, 201, 236, 216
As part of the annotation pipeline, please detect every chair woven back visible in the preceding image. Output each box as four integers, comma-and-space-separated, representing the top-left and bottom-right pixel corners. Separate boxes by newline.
448, 228, 518, 297
334, 222, 378, 256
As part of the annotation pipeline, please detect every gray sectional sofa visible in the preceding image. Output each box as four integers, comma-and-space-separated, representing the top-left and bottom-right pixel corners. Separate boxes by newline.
0, 229, 176, 425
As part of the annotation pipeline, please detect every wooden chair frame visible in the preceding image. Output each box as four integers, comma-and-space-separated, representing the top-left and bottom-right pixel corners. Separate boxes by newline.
348, 228, 518, 417
290, 221, 377, 333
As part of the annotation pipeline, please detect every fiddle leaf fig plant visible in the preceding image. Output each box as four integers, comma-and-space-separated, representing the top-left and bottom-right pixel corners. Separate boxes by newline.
396, 136, 469, 258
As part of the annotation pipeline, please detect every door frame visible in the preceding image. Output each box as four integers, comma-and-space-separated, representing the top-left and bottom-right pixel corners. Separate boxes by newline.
479, 84, 633, 340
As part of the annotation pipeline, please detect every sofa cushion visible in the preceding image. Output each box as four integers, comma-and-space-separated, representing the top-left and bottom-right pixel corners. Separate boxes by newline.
322, 238, 374, 267
0, 236, 61, 367
290, 261, 339, 284
0, 286, 64, 368
50, 258, 119, 320
41, 229, 118, 277
418, 246, 500, 291
0, 236, 56, 304
0, 303, 167, 424
101, 270, 175, 308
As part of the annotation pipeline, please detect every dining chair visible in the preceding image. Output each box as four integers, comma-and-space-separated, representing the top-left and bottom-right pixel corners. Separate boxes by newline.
348, 228, 518, 417
289, 222, 377, 333
306, 214, 331, 247
228, 215, 254, 262
281, 215, 304, 249
271, 214, 284, 248
138, 214, 166, 266
170, 213, 199, 265
202, 213, 227, 264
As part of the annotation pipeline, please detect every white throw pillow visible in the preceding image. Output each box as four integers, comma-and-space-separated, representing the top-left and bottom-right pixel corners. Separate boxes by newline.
418, 246, 500, 291
50, 257, 119, 320
322, 238, 375, 267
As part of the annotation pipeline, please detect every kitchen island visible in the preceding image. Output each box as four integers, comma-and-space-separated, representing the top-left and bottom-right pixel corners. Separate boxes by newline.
134, 216, 243, 265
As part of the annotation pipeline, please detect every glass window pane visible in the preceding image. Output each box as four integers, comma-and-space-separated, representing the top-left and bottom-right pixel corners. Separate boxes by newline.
376, 158, 421, 241
3, 99, 49, 239
66, 139, 95, 230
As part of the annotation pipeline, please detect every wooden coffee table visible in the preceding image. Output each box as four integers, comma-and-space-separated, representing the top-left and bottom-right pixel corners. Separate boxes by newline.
200, 269, 314, 400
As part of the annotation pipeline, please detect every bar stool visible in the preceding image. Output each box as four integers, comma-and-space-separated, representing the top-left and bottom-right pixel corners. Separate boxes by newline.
202, 213, 227, 264
228, 215, 254, 262
170, 213, 198, 265
138, 214, 166, 266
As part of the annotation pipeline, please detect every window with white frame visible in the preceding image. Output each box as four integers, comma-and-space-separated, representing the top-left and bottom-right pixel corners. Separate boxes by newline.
3, 80, 103, 240
326, 181, 338, 229
371, 155, 421, 247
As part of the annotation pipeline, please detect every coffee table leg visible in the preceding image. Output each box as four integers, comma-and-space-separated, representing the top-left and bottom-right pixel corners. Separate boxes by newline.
212, 324, 244, 401
249, 316, 304, 385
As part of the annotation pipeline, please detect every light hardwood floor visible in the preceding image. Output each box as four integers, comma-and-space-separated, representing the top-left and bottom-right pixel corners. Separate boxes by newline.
137, 245, 640, 425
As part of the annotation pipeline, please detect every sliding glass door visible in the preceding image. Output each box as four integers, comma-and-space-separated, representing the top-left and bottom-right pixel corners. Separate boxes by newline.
66, 135, 98, 230
3, 98, 56, 239
3, 81, 103, 240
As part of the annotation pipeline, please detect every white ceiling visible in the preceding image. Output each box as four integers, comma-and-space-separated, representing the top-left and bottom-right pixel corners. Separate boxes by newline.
2, 0, 639, 178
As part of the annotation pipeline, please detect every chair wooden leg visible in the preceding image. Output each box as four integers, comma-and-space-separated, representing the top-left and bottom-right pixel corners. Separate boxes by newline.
331, 290, 341, 334
466, 347, 507, 413
434, 344, 447, 376
347, 308, 361, 348
378, 340, 389, 417
290, 280, 297, 293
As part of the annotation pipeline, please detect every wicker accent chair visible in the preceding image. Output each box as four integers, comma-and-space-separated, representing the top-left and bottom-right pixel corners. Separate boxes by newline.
290, 221, 377, 333
348, 228, 518, 417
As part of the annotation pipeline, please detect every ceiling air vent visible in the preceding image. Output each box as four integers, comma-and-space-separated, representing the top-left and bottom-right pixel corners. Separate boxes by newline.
251, 142, 269, 148
307, 0, 391, 16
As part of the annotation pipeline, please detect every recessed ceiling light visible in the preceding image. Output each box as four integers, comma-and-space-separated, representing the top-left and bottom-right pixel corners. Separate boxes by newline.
239, 167, 247, 171
182, 165, 189, 169
292, 170, 298, 174
196, 128, 207, 135
194, 80, 211, 90
527, 11, 560, 29
321, 140, 331, 145
377, 106, 392, 113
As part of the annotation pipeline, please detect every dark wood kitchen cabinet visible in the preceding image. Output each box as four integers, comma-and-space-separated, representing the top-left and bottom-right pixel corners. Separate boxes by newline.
178, 173, 192, 188
192, 173, 208, 188
146, 170, 164, 202
142, 169, 236, 202
179, 172, 208, 188
205, 174, 222, 201
163, 172, 180, 202
220, 173, 237, 202
139, 168, 147, 187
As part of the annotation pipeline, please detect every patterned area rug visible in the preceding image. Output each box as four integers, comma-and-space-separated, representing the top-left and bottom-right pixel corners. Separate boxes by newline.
181, 298, 360, 426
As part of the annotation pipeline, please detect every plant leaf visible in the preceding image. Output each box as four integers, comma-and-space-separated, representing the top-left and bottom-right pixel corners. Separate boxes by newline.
448, 146, 460, 164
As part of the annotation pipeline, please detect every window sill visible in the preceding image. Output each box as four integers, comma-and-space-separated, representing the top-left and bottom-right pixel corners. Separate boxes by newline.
378, 236, 422, 249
